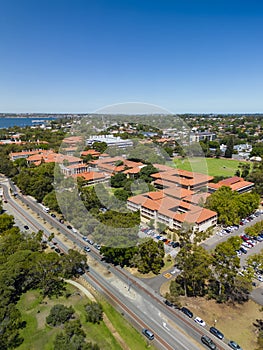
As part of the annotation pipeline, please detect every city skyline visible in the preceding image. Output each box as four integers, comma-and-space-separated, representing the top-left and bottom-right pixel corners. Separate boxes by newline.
1, 0, 263, 113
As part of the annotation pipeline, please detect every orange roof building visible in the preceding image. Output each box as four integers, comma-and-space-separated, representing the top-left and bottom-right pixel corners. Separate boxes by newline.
208, 176, 254, 194
127, 190, 217, 233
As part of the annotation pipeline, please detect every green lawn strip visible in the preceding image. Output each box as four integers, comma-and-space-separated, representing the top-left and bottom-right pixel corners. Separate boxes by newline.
173, 157, 248, 177
16, 286, 123, 350
101, 300, 157, 350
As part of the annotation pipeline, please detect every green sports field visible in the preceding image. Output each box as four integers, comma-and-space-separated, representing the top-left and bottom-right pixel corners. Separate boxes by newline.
172, 157, 249, 177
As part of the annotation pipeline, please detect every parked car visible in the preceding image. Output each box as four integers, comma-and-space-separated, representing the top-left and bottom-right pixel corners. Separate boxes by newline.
50, 213, 56, 218
164, 299, 173, 307
209, 326, 224, 340
142, 328, 154, 340
84, 246, 90, 253
256, 274, 263, 282
228, 340, 243, 350
24, 225, 29, 230
67, 225, 72, 230
194, 316, 206, 327
181, 307, 193, 318
172, 242, 180, 248
201, 335, 217, 349
87, 239, 94, 245
239, 247, 247, 254
82, 236, 88, 242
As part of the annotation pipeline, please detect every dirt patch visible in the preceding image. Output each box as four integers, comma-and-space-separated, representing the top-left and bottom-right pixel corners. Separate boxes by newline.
179, 296, 261, 350
160, 279, 172, 297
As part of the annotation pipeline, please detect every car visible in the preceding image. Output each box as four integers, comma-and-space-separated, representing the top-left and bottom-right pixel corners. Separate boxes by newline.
228, 340, 243, 350
240, 235, 250, 242
24, 225, 29, 230
209, 326, 224, 340
239, 246, 247, 254
84, 246, 91, 253
194, 316, 206, 327
67, 225, 72, 230
162, 238, 168, 243
256, 235, 263, 242
201, 335, 217, 349
3, 200, 7, 203
181, 307, 193, 318
236, 250, 241, 257
82, 236, 88, 242
59, 218, 64, 223
55, 248, 61, 253
94, 244, 101, 250
142, 328, 154, 340
72, 227, 78, 233
51, 213, 56, 218
164, 299, 173, 307
241, 242, 251, 249
172, 242, 180, 248
87, 239, 94, 245
256, 274, 263, 282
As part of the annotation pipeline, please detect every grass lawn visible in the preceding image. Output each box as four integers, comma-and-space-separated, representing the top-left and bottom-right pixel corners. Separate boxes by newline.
101, 301, 157, 350
172, 157, 249, 177
16, 285, 157, 350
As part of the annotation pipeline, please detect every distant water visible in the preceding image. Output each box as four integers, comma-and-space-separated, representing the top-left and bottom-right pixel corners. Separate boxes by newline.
0, 117, 55, 129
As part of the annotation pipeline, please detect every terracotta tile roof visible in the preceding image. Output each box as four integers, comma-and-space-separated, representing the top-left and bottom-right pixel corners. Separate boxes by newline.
230, 181, 254, 191
10, 150, 41, 158
66, 163, 88, 169
63, 136, 83, 145
153, 164, 174, 172
183, 192, 210, 205
208, 177, 254, 192
72, 171, 108, 181
141, 199, 161, 211
147, 191, 165, 200
163, 187, 194, 199
124, 167, 141, 174
219, 176, 243, 185
81, 150, 101, 156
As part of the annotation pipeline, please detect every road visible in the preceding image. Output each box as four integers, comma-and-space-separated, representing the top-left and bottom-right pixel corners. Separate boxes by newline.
1, 178, 232, 350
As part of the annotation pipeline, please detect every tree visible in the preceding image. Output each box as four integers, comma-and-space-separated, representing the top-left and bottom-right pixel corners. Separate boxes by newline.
92, 141, 107, 153
205, 186, 259, 225
110, 173, 127, 188
0, 213, 15, 234
60, 249, 87, 278
238, 162, 250, 178
46, 304, 74, 327
53, 319, 100, 350
100, 246, 138, 266
85, 302, 103, 324
139, 164, 158, 183
175, 244, 212, 297
211, 237, 244, 303
132, 238, 164, 275
225, 137, 234, 158
114, 188, 131, 201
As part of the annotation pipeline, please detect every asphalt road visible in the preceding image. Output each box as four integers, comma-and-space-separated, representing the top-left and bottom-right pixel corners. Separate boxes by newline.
2, 177, 248, 349
1, 179, 214, 350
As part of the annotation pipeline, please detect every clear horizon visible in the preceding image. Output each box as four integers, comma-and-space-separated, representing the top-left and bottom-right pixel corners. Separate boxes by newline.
1, 0, 263, 114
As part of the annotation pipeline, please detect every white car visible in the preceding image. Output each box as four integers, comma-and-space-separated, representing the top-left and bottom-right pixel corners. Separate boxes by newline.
257, 275, 263, 282
194, 317, 206, 327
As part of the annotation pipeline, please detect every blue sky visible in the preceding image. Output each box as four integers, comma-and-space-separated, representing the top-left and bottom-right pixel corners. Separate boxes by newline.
0, 0, 263, 113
